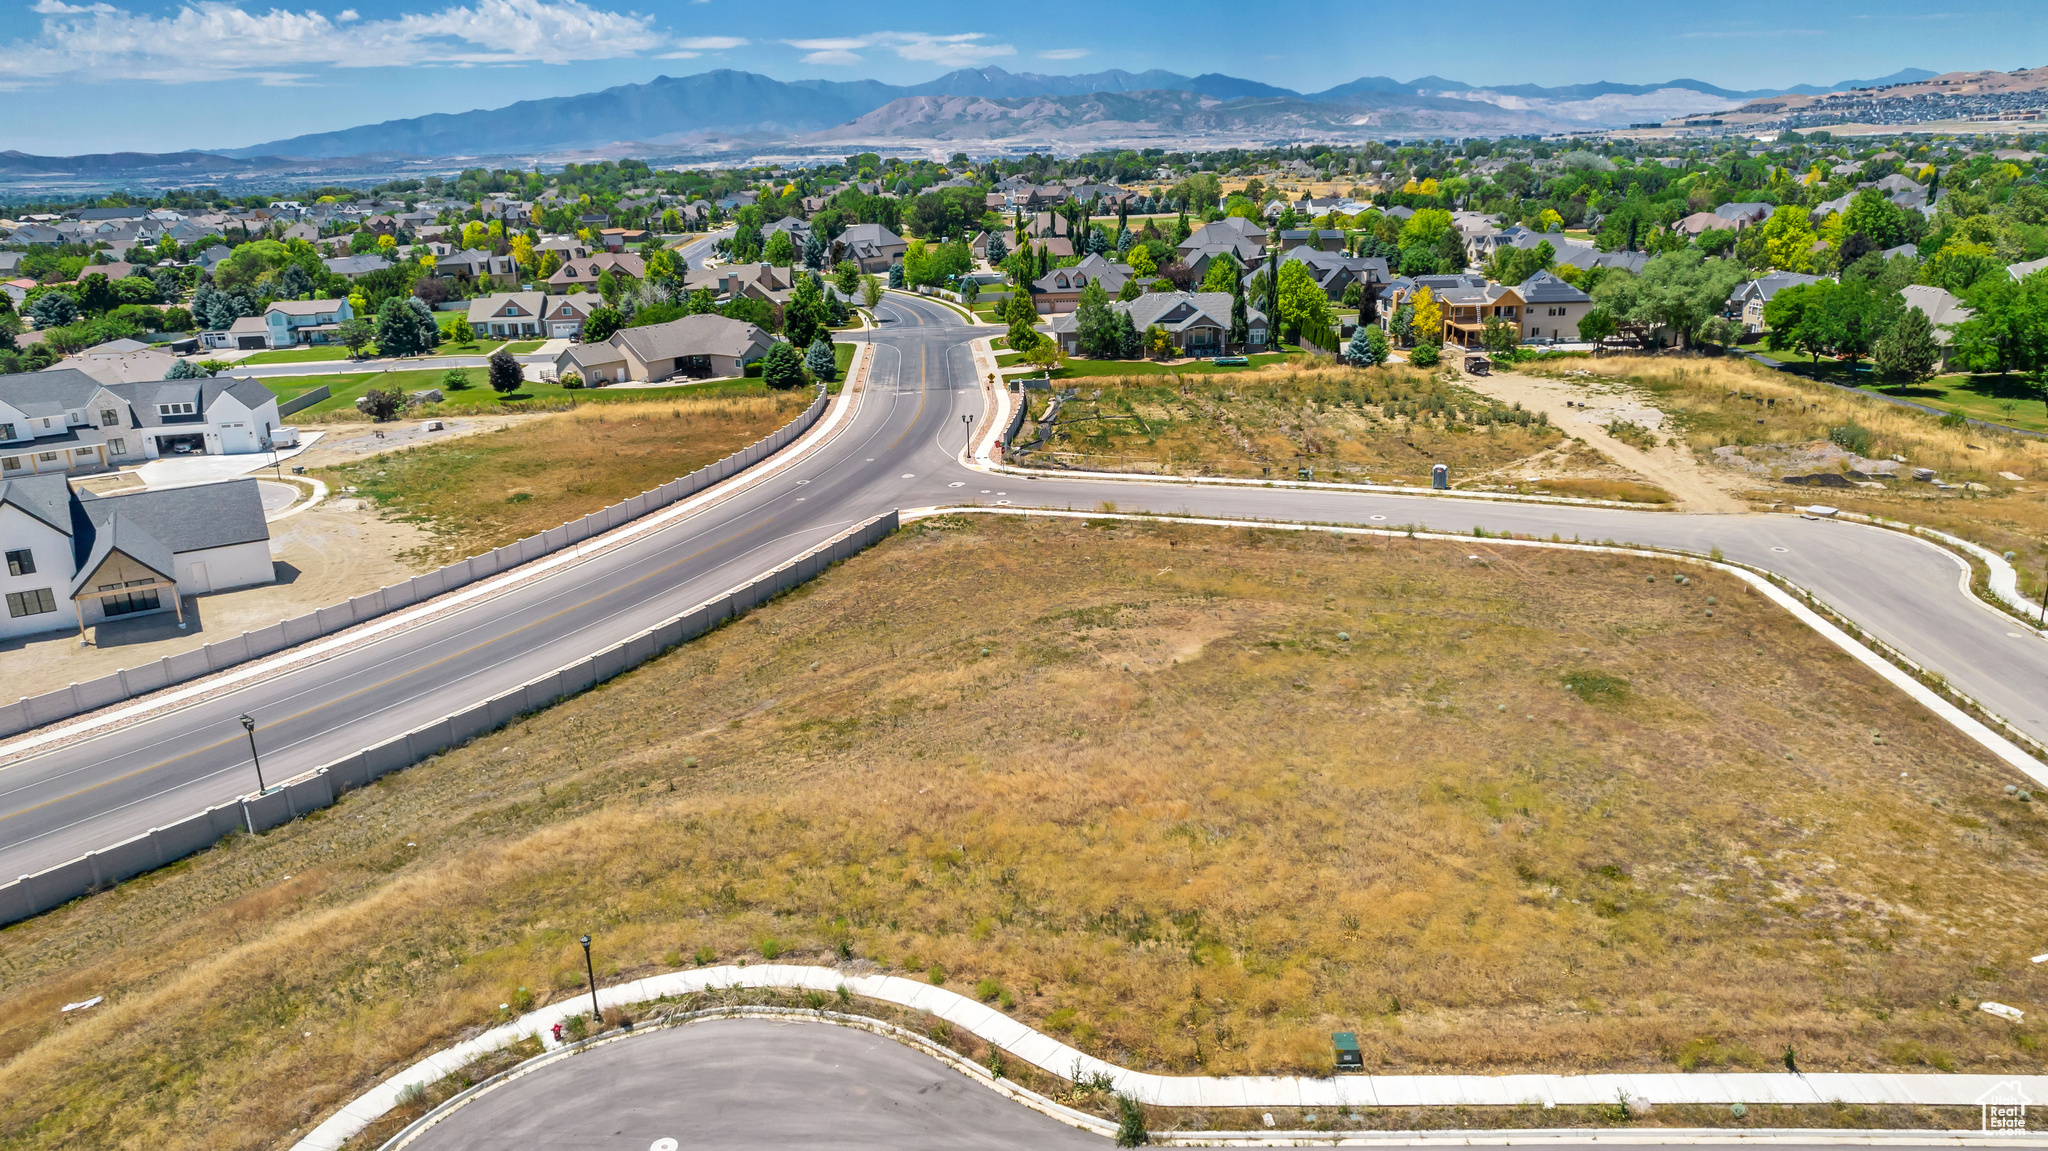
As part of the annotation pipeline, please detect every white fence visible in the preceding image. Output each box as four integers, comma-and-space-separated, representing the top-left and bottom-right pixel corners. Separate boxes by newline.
0, 510, 899, 926
0, 385, 830, 741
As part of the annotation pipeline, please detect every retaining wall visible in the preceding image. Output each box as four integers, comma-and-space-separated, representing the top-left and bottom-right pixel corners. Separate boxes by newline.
277, 385, 333, 418
0, 385, 830, 741
0, 511, 899, 927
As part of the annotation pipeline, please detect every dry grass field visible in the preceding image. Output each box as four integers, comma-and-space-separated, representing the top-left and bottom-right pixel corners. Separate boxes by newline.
1528, 355, 2048, 600
313, 394, 811, 564
1015, 362, 1570, 486
2, 515, 2045, 1149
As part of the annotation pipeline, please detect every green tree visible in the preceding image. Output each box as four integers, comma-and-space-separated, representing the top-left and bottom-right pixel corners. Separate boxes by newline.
860, 274, 883, 310
1003, 290, 1042, 355
486, 348, 522, 393
440, 366, 472, 391
1577, 307, 1617, 351
1839, 189, 1910, 251
357, 387, 404, 420
1073, 279, 1119, 358
1762, 281, 1838, 363
760, 341, 805, 389
1922, 240, 2001, 295
1275, 260, 1333, 342
583, 306, 623, 343
764, 229, 797, 268
1199, 254, 1240, 294
1759, 205, 1818, 273
1873, 303, 1939, 385
336, 316, 376, 358
1595, 250, 1748, 350
1952, 274, 2048, 378
1481, 314, 1521, 356
784, 273, 827, 351
833, 261, 861, 296
1343, 323, 1387, 366
373, 295, 439, 357
804, 337, 837, 381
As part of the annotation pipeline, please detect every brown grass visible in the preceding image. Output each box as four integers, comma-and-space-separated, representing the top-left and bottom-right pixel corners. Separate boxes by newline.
3, 516, 2046, 1149
1018, 363, 1563, 484
312, 396, 809, 563
1530, 355, 2048, 600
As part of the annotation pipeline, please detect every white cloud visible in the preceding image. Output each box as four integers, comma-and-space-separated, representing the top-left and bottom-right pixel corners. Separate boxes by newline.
1, 0, 668, 83
783, 31, 1014, 69
675, 34, 746, 49
1038, 48, 1089, 60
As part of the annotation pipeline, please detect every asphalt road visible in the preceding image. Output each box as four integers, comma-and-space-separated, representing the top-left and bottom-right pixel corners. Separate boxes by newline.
401, 1019, 1102, 1150
3, 293, 2046, 882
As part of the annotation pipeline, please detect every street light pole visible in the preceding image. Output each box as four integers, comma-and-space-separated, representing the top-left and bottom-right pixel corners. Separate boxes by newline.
581, 934, 600, 1026
239, 714, 266, 794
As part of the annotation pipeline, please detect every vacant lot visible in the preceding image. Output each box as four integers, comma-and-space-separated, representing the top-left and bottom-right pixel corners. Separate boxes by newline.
3, 515, 2043, 1150
1015, 362, 1567, 486
314, 392, 812, 562
1527, 355, 2048, 603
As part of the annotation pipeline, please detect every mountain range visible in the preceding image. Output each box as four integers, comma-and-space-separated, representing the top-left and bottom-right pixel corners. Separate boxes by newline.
226, 66, 1941, 160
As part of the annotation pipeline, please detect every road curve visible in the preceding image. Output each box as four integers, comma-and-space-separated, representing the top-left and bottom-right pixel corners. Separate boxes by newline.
3, 296, 2045, 883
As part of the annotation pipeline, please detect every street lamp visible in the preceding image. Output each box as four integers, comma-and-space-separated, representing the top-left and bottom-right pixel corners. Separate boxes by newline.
581, 934, 601, 1026
239, 713, 266, 794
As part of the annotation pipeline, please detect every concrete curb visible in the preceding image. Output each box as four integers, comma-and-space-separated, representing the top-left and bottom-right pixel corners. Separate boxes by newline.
297, 964, 2048, 1151
902, 506, 2048, 786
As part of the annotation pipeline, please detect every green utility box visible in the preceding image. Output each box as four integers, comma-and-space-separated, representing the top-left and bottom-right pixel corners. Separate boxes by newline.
1332, 1031, 1362, 1071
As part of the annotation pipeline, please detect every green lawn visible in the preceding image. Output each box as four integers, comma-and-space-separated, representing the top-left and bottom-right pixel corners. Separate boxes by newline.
264, 369, 774, 417
237, 346, 359, 365
503, 340, 546, 354
1863, 373, 2048, 433
834, 342, 855, 378
428, 340, 502, 357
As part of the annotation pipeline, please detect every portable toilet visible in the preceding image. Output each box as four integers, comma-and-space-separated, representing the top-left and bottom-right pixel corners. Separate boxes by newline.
1431, 463, 1449, 490
1332, 1032, 1363, 1071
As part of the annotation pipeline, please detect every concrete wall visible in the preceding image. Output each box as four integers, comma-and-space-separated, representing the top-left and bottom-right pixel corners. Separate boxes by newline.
0, 382, 830, 741
277, 386, 332, 419
176, 539, 274, 596
0, 508, 899, 927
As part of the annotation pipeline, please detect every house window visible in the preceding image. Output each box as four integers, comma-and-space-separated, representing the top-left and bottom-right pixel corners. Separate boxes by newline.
0, 424, 13, 440
6, 549, 32, 576
100, 408, 120, 425
108, 438, 127, 455
158, 402, 196, 416
0, 457, 17, 471
37, 452, 59, 463
100, 580, 161, 617
6, 587, 56, 617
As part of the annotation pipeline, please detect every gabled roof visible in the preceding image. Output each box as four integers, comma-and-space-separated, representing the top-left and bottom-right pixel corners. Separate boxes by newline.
609, 314, 772, 363
1034, 253, 1130, 294
1517, 271, 1592, 304
1900, 284, 1972, 340
265, 298, 348, 318
0, 474, 73, 537
70, 512, 178, 597
466, 292, 548, 323
73, 477, 268, 565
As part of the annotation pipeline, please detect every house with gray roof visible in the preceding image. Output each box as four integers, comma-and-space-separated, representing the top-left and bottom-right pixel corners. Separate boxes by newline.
1245, 249, 1389, 303
1031, 254, 1132, 313
1517, 271, 1595, 343
1900, 284, 1972, 369
1177, 217, 1268, 267
261, 298, 354, 349
1048, 291, 1268, 358
0, 368, 284, 477
555, 314, 773, 385
323, 254, 393, 279
835, 223, 907, 273
1, 473, 271, 639
1728, 272, 1828, 333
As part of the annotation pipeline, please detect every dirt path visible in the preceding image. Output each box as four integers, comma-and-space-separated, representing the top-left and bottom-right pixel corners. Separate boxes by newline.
1464, 368, 1751, 514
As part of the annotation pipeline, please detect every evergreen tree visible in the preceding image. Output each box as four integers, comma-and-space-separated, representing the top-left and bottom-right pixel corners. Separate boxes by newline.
28, 290, 79, 329
1074, 279, 1119, 358
785, 273, 827, 350
1116, 309, 1142, 359
276, 263, 312, 299
1230, 283, 1250, 348
374, 295, 440, 356
803, 228, 828, 271
1086, 228, 1109, 257
985, 233, 1007, 265
887, 262, 904, 289
1116, 228, 1134, 258
804, 336, 837, 381
760, 341, 805, 389
1344, 323, 1386, 366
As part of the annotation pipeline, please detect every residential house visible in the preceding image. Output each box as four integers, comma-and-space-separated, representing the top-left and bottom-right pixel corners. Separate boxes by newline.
282, 222, 321, 243
2, 279, 35, 307
0, 472, 272, 639
1177, 217, 1268, 267
1, 368, 284, 476
1673, 211, 1743, 237
539, 293, 604, 340
537, 236, 591, 262
1715, 202, 1775, 227
466, 292, 550, 339
7, 224, 64, 247
1030, 254, 1132, 314
262, 298, 355, 349
323, 254, 393, 279
2008, 256, 2048, 280
192, 244, 234, 271
836, 223, 908, 273
1246, 249, 1388, 304
426, 249, 518, 286
1432, 283, 1528, 348
548, 252, 645, 292
0, 252, 20, 278
1048, 291, 1268, 357
1899, 284, 1972, 370
554, 314, 773, 384
597, 227, 649, 252
1516, 272, 1594, 342
57, 338, 181, 386
1728, 272, 1826, 333
763, 218, 814, 247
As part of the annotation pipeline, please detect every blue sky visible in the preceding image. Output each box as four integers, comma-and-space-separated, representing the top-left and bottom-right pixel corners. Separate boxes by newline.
0, 0, 2039, 154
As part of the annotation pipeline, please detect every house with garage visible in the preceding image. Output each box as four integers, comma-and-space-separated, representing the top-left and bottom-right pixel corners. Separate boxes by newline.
1, 368, 283, 476
262, 298, 354, 349
466, 292, 549, 339
1048, 291, 1268, 358
553, 314, 773, 385
1899, 284, 1973, 370
539, 293, 604, 340
1030, 254, 1133, 314
0, 472, 272, 639
1728, 272, 1827, 334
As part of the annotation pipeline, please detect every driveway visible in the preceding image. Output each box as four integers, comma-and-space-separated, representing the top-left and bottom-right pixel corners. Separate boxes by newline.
132, 433, 326, 489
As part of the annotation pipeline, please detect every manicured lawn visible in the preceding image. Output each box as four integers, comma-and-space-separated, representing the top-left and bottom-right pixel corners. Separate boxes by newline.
502, 340, 546, 354
428, 340, 502, 357
1863, 373, 2048, 433
834, 341, 855, 378
267, 369, 774, 417
237, 346, 360, 365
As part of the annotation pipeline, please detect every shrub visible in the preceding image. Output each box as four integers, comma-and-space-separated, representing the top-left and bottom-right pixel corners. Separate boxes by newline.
486, 348, 522, 394
927, 962, 946, 985
1115, 1095, 1150, 1147
1408, 342, 1441, 367
1828, 422, 1873, 456
560, 372, 584, 390
396, 1083, 426, 1107
693, 944, 716, 965
357, 387, 404, 421
439, 367, 471, 392
758, 937, 783, 960
974, 977, 1001, 1001
1562, 671, 1629, 703
760, 341, 805, 390
510, 986, 535, 1012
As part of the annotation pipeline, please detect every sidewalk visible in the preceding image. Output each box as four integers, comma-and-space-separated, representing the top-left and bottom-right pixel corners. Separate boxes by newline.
295, 962, 2048, 1151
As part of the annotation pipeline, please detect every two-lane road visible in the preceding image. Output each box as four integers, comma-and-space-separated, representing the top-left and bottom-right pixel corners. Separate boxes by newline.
3, 295, 2044, 883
